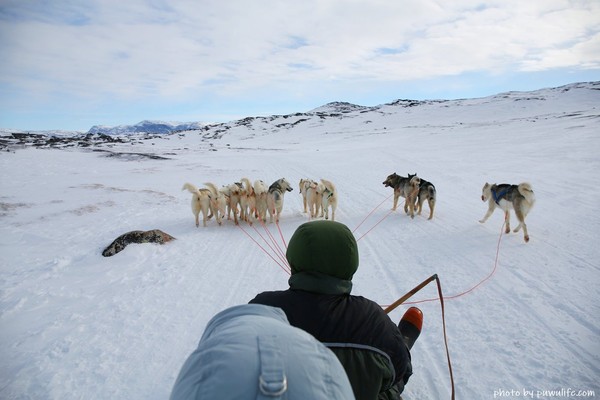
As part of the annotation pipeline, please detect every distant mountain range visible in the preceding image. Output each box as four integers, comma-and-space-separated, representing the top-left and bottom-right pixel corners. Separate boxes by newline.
83, 100, 438, 135
1, 81, 598, 150
88, 120, 206, 135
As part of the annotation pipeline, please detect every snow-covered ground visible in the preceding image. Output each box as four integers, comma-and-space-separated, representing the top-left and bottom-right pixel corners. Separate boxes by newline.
1, 82, 599, 399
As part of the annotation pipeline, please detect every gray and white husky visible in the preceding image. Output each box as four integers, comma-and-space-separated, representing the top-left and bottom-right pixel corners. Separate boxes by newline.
479, 182, 535, 242
382, 172, 420, 218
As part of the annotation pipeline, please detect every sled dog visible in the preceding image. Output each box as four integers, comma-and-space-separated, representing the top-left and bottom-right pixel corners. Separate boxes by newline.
240, 178, 256, 224
320, 179, 338, 221
383, 173, 420, 217
299, 179, 312, 213
267, 178, 293, 223
405, 175, 421, 218
254, 180, 269, 223
182, 183, 212, 227
479, 182, 535, 242
306, 180, 324, 219
415, 177, 437, 220
223, 182, 242, 225
204, 182, 227, 226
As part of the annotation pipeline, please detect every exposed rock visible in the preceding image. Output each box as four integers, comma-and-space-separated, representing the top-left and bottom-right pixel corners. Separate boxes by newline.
102, 229, 176, 257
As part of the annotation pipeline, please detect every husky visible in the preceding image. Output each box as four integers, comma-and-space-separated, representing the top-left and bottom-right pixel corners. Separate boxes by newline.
306, 180, 324, 219
254, 179, 269, 223
405, 175, 421, 218
204, 182, 227, 226
267, 178, 293, 223
479, 182, 536, 242
223, 182, 242, 225
182, 183, 212, 227
415, 177, 437, 220
320, 178, 338, 221
382, 172, 419, 217
299, 179, 312, 213
240, 178, 256, 225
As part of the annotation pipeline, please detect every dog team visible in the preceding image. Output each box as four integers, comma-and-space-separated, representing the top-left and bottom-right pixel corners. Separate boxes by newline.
182, 178, 294, 228
184, 172, 535, 243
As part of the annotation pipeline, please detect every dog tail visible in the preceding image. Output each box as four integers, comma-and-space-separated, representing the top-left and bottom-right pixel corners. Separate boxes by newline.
241, 177, 254, 194
203, 182, 219, 197
182, 182, 200, 194
518, 182, 535, 205
428, 184, 436, 200
320, 178, 337, 194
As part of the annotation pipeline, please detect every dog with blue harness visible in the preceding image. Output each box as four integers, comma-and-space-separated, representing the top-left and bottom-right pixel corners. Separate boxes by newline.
479, 182, 536, 242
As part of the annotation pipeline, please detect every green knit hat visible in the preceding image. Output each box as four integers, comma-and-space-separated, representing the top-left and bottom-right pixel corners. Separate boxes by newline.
286, 221, 359, 294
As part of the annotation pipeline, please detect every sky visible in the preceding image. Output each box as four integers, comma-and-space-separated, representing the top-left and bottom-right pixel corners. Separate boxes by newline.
1, 0, 599, 132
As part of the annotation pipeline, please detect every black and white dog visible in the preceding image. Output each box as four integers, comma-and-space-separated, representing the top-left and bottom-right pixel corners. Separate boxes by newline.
414, 176, 437, 220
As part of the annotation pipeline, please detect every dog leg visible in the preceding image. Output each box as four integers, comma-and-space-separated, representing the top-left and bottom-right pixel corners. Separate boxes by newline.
504, 211, 511, 233
428, 199, 435, 220
318, 197, 324, 217
479, 204, 495, 223
522, 223, 530, 243
514, 207, 529, 242
417, 197, 424, 215
405, 192, 416, 218
392, 194, 399, 211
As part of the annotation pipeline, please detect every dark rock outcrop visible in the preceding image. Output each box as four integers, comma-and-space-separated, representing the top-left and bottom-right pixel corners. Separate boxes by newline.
102, 229, 176, 257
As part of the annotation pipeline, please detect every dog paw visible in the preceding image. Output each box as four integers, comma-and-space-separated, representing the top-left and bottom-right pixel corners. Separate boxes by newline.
478, 219, 485, 223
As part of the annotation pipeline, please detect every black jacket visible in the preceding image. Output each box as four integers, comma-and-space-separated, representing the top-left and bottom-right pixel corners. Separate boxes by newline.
251, 221, 413, 399
250, 288, 412, 400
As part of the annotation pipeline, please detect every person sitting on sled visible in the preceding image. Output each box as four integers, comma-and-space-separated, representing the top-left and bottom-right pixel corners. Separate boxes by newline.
250, 220, 423, 400
170, 304, 355, 400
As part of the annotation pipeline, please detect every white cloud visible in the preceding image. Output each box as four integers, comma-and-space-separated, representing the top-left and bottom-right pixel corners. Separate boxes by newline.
0, 0, 598, 129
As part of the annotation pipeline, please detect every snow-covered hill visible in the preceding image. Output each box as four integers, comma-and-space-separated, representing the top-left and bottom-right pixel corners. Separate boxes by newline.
0, 82, 599, 399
